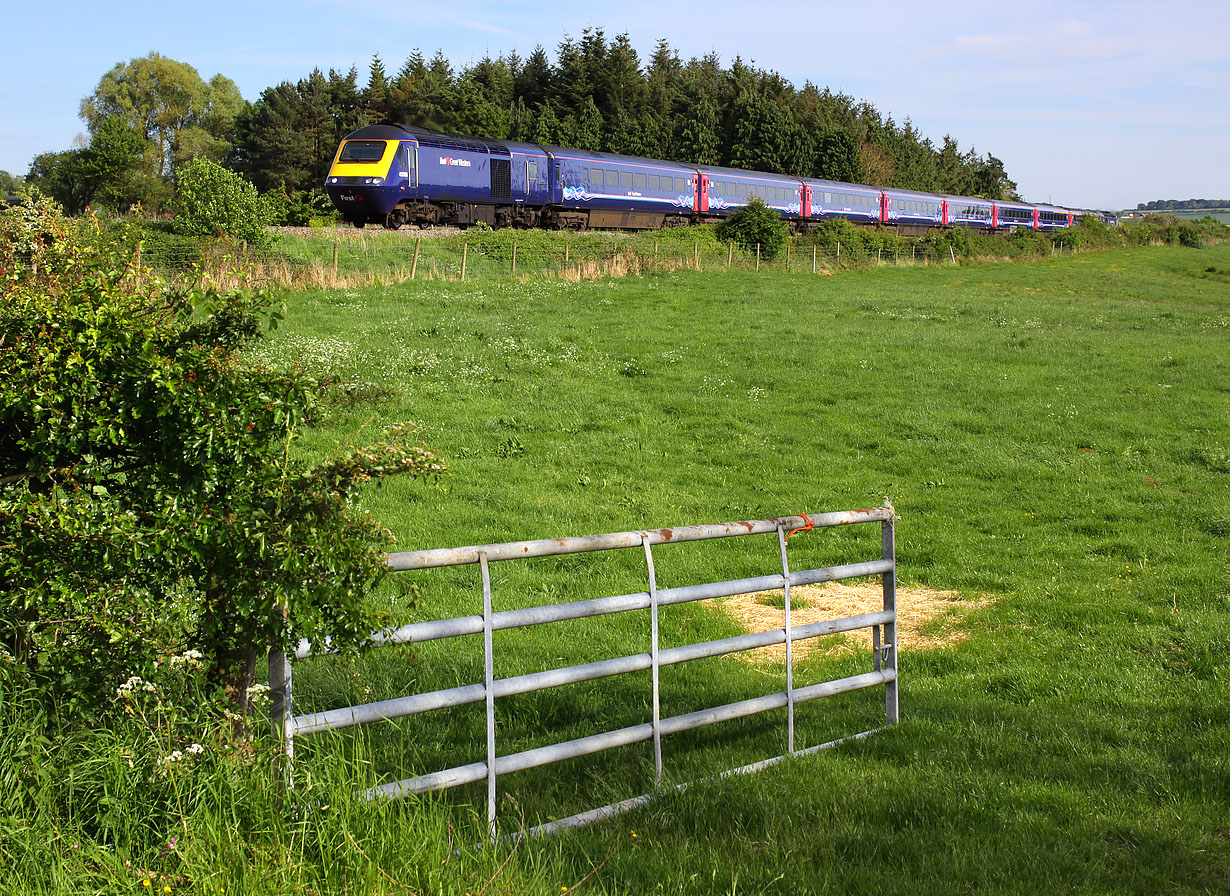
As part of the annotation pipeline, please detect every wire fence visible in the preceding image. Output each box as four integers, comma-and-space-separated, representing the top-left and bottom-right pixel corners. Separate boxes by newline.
135, 233, 991, 291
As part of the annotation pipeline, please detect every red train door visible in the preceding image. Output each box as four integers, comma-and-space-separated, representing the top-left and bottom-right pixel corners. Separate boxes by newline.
942, 200, 950, 227
697, 174, 708, 213
802, 185, 811, 218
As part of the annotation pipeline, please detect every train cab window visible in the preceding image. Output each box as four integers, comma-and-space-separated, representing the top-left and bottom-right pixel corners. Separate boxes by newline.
635, 173, 647, 190
339, 140, 387, 162
649, 174, 660, 189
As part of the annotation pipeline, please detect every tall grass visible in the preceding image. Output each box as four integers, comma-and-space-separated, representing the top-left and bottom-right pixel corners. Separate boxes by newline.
122, 212, 1230, 292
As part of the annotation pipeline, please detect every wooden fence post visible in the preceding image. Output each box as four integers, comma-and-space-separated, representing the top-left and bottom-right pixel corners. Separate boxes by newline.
461, 242, 468, 281
332, 243, 338, 279
511, 241, 517, 276
411, 238, 420, 280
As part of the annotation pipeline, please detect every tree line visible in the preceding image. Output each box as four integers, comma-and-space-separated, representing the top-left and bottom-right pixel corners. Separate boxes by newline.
20, 32, 1020, 220
1137, 199, 1230, 211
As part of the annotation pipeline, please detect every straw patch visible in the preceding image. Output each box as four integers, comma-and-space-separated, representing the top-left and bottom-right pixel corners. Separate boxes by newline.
706, 581, 985, 664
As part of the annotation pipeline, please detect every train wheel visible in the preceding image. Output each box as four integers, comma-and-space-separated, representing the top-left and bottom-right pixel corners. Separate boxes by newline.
353, 221, 365, 229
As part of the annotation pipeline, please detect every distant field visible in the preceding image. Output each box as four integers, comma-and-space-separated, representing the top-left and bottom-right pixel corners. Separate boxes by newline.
1134, 210, 1230, 224
236, 245, 1229, 894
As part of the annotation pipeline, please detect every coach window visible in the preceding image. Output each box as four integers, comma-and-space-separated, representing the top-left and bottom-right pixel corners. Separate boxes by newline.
635, 173, 647, 190
620, 172, 632, 188
648, 174, 660, 189
606, 170, 619, 186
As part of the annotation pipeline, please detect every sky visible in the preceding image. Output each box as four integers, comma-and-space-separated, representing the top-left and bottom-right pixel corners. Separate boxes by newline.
3, 0, 1228, 211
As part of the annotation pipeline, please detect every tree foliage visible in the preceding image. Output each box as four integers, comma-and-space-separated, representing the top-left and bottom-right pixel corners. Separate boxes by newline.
220, 31, 1018, 202
715, 196, 789, 258
26, 118, 145, 214
174, 157, 271, 244
0, 195, 444, 716
33, 37, 1024, 226
80, 53, 242, 181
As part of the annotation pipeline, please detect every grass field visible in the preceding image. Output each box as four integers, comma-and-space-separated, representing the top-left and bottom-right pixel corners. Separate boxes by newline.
1166, 210, 1230, 225
10, 244, 1228, 894
238, 245, 1230, 894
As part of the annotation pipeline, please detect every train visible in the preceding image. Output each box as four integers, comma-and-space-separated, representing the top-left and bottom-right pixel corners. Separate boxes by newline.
324, 123, 1118, 235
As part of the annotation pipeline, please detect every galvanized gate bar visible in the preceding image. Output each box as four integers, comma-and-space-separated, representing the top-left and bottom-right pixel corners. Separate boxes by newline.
368, 669, 895, 800
294, 558, 894, 659
292, 610, 894, 736
385, 509, 893, 571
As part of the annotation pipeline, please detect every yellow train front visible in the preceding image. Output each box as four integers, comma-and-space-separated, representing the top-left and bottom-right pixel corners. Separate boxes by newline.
324, 125, 417, 229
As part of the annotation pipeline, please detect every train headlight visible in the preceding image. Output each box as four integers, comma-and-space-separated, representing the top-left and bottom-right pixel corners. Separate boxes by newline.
364, 177, 384, 185
329, 177, 338, 184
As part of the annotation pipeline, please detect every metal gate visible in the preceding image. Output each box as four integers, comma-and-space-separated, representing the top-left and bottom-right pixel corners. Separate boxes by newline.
269, 507, 898, 839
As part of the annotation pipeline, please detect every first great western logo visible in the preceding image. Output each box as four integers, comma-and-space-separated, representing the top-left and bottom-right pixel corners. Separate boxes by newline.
439, 156, 473, 167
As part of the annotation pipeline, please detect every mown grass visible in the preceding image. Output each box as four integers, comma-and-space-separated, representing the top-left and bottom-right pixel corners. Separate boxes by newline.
8, 244, 1229, 894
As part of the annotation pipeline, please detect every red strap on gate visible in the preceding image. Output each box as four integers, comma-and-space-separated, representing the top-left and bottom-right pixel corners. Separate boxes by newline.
786, 515, 814, 542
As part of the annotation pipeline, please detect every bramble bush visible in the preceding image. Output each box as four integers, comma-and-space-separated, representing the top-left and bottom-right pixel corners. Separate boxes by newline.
0, 193, 444, 719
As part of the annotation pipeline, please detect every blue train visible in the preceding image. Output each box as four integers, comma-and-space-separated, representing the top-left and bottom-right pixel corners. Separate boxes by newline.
325, 123, 1116, 234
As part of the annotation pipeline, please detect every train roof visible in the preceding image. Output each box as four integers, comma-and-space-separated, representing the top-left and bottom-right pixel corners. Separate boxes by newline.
538, 144, 697, 171
880, 185, 949, 201
693, 164, 802, 183
342, 124, 546, 158
937, 193, 995, 205
801, 176, 883, 194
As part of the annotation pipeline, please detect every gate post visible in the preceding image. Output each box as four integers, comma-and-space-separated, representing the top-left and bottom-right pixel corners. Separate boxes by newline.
269, 648, 295, 785
881, 517, 899, 724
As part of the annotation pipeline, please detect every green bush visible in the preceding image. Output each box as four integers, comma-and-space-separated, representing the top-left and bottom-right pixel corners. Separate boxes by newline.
263, 187, 337, 227
174, 158, 271, 245
715, 196, 789, 259
1, 193, 444, 718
